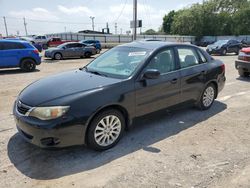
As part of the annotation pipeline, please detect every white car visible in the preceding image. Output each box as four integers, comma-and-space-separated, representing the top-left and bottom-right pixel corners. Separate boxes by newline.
33, 35, 49, 49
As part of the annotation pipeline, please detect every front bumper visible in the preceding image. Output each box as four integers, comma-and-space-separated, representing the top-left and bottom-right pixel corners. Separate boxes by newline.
13, 102, 86, 148
44, 51, 52, 58
206, 48, 222, 54
235, 60, 250, 72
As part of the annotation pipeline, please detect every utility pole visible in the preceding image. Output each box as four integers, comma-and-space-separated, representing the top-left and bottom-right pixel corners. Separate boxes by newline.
3, 16, 8, 37
90, 16, 95, 31
120, 28, 123, 35
23, 17, 28, 36
115, 23, 117, 35
133, 0, 137, 40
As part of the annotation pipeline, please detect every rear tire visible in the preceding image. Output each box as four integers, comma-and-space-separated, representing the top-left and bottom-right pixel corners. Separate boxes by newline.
235, 47, 240, 55
42, 44, 48, 49
84, 52, 91, 58
238, 69, 250, 77
87, 109, 125, 151
197, 83, 216, 110
20, 59, 36, 72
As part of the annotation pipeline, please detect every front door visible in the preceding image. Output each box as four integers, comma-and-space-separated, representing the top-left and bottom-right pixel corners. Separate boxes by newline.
135, 48, 181, 117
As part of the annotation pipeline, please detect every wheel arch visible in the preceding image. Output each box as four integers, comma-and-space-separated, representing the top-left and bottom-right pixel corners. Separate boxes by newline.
205, 80, 218, 99
53, 52, 63, 59
19, 57, 36, 67
84, 104, 130, 143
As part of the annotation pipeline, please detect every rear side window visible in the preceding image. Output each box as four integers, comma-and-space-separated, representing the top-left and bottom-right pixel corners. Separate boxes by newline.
177, 48, 200, 68
66, 43, 78, 48
0, 43, 4, 50
197, 50, 207, 63
2, 42, 26, 50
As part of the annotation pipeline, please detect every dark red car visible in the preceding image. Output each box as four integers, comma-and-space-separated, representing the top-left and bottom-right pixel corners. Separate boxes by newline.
47, 37, 76, 47
235, 48, 250, 77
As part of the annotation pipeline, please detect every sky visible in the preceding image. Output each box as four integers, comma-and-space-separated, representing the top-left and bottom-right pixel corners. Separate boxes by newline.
0, 0, 203, 36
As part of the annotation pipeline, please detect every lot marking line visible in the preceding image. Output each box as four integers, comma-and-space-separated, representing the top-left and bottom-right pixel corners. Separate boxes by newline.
218, 91, 248, 102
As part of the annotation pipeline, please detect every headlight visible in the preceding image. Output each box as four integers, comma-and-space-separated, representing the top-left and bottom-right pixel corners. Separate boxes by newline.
29, 106, 70, 120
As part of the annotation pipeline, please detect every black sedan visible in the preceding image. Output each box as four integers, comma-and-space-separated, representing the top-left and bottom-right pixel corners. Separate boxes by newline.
14, 41, 226, 150
206, 40, 242, 55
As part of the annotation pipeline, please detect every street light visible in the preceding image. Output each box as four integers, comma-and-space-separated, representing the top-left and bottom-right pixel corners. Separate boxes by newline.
90, 16, 95, 31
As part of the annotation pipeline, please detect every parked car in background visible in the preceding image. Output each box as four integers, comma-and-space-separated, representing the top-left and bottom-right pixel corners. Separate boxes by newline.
235, 47, 250, 77
44, 42, 96, 60
5, 37, 43, 52
206, 40, 242, 55
241, 39, 250, 47
47, 37, 76, 47
0, 40, 41, 71
33, 35, 49, 49
80, 40, 102, 53
14, 41, 225, 150
19, 37, 43, 52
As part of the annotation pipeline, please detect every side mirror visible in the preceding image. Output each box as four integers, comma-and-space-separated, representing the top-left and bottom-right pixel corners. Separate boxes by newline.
143, 69, 160, 79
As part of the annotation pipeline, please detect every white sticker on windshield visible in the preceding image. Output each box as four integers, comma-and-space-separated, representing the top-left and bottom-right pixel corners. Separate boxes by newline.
128, 52, 146, 56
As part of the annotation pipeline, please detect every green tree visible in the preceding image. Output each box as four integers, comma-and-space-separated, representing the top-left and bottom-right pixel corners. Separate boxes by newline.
232, 7, 250, 35
162, 10, 175, 34
144, 29, 157, 35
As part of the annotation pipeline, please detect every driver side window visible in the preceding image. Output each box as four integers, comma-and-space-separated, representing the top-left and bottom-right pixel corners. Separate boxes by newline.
146, 48, 175, 74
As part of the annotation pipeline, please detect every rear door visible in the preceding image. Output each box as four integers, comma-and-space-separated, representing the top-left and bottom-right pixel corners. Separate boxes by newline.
228, 40, 240, 53
74, 43, 85, 56
176, 46, 208, 103
135, 47, 181, 116
64, 43, 79, 57
0, 42, 25, 67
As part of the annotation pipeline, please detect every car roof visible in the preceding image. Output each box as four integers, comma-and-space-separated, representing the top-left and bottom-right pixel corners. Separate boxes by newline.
0, 39, 30, 44
120, 41, 195, 50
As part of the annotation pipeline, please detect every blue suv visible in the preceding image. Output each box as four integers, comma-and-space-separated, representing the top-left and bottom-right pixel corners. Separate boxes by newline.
80, 40, 102, 53
0, 40, 41, 72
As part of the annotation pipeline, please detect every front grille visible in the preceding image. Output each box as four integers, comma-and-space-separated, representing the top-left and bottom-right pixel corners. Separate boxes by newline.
17, 101, 31, 115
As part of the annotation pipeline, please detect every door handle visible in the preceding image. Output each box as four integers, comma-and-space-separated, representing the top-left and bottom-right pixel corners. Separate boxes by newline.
201, 70, 207, 75
171, 78, 178, 84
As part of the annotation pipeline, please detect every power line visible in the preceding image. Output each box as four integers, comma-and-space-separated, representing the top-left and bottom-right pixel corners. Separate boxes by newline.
112, 0, 128, 23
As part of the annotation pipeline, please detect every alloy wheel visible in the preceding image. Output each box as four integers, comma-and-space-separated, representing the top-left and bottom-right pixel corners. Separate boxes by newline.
94, 115, 122, 147
202, 86, 215, 107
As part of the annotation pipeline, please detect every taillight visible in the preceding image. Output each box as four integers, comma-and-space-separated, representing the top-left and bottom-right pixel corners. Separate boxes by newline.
33, 49, 39, 54
238, 51, 250, 62
221, 64, 225, 72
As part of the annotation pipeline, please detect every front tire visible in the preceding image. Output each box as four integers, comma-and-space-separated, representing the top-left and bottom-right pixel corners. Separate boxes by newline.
54, 53, 62, 60
197, 83, 216, 110
20, 59, 36, 72
87, 109, 125, 151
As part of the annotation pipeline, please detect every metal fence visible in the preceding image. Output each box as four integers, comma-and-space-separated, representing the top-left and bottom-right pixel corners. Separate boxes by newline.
202, 35, 250, 43
46, 32, 196, 44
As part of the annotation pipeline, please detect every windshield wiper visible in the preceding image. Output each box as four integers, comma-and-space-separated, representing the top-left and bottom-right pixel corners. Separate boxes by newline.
83, 67, 107, 77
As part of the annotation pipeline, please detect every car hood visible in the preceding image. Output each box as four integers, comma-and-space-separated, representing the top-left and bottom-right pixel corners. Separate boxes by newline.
208, 43, 225, 49
19, 70, 122, 106
46, 48, 59, 52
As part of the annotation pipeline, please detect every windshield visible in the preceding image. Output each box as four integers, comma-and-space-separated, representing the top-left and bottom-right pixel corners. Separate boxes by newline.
57, 43, 66, 49
86, 46, 151, 78
214, 40, 228, 45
